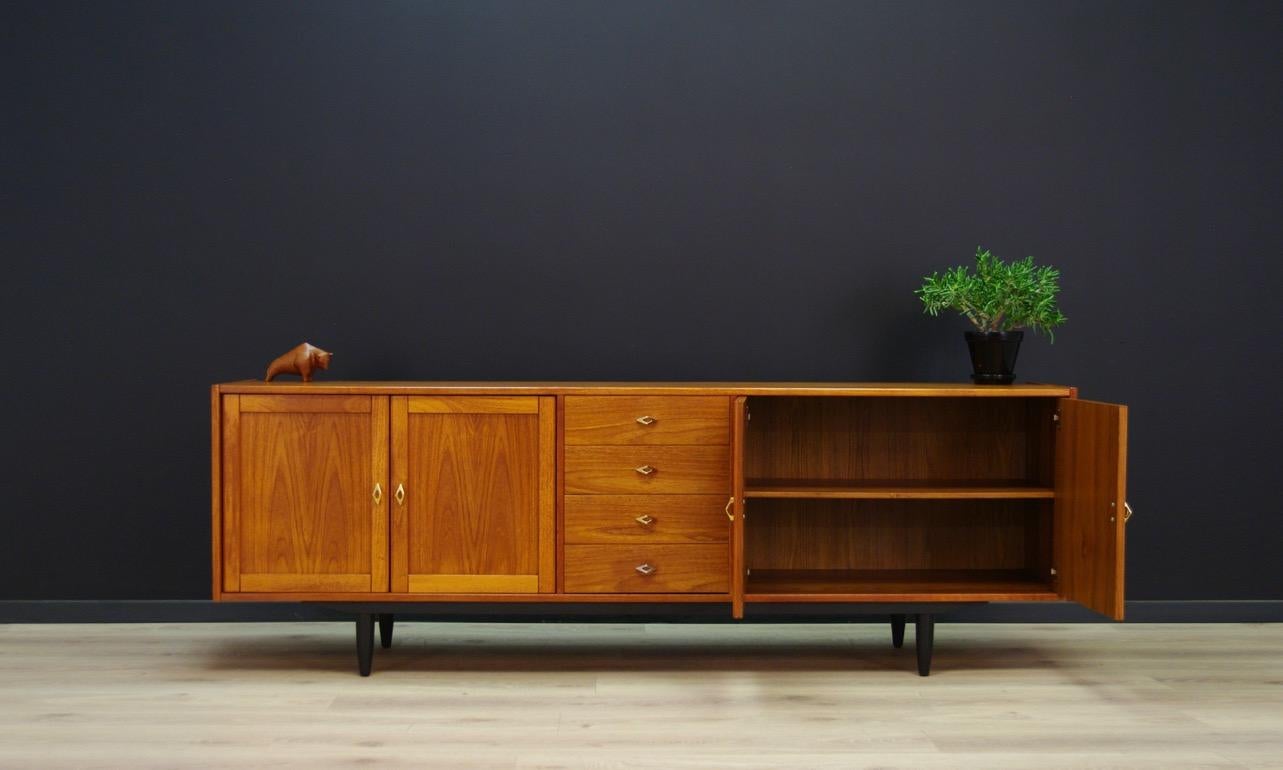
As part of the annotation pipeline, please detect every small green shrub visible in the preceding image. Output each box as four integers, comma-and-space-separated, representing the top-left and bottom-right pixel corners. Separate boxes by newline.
916, 247, 1067, 340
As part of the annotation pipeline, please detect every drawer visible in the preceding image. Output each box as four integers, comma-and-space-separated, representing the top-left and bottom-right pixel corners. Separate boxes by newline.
564, 495, 730, 544
564, 445, 730, 494
563, 544, 729, 593
564, 396, 729, 445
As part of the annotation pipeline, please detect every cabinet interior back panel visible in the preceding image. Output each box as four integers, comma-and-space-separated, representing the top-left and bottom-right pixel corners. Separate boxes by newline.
744, 499, 1045, 572
745, 397, 1054, 484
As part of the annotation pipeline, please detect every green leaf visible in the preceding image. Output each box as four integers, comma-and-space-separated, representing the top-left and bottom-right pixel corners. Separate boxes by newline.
914, 247, 1066, 340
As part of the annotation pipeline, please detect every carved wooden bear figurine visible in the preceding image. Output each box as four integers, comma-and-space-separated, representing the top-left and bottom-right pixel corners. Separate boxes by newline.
264, 342, 332, 383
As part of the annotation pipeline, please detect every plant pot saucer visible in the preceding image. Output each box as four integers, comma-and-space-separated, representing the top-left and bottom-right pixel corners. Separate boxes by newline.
970, 373, 1016, 385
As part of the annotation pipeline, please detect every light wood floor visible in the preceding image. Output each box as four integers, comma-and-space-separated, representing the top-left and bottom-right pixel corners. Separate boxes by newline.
0, 622, 1280, 769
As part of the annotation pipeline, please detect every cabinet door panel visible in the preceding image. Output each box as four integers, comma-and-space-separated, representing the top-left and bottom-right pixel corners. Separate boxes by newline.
222, 394, 388, 593
392, 396, 554, 593
1054, 398, 1128, 619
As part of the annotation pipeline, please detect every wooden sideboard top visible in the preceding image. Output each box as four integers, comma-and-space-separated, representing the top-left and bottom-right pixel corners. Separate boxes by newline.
214, 381, 1076, 397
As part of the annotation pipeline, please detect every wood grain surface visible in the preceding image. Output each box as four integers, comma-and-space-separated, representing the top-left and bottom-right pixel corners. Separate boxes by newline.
391, 396, 549, 594
743, 499, 1040, 572
731, 396, 747, 619
407, 396, 540, 414
744, 568, 1059, 602
217, 381, 1077, 397
210, 384, 1126, 618
744, 396, 1048, 484
224, 395, 384, 593
744, 480, 1055, 499
564, 544, 729, 593
1054, 398, 1128, 620
210, 386, 222, 599
3, 622, 1278, 769
564, 445, 731, 494
564, 396, 730, 445
564, 495, 730, 544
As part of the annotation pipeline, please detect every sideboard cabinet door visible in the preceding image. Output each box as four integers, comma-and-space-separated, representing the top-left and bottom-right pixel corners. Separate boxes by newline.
391, 396, 555, 594
1054, 398, 1128, 620
221, 395, 389, 593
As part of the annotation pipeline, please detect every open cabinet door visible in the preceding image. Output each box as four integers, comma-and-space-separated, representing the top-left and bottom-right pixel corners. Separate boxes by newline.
730, 396, 747, 619
1054, 398, 1129, 620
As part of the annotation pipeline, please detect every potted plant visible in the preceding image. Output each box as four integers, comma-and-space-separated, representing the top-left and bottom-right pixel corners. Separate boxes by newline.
915, 247, 1066, 384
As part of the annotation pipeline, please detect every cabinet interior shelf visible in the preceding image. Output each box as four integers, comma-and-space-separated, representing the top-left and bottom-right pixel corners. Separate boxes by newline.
744, 569, 1059, 602
743, 479, 1056, 500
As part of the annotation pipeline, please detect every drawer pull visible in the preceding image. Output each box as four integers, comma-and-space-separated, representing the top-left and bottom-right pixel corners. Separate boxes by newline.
372, 483, 383, 505
634, 563, 657, 576
725, 496, 734, 521
634, 465, 656, 476
634, 514, 656, 526
635, 415, 657, 426
394, 483, 406, 506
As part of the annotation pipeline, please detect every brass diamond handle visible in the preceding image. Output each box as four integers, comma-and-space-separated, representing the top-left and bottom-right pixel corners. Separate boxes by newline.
1123, 501, 1134, 523
394, 483, 406, 506
635, 563, 657, 576
725, 496, 734, 521
635, 415, 657, 426
634, 465, 655, 476
372, 483, 383, 505
635, 514, 655, 526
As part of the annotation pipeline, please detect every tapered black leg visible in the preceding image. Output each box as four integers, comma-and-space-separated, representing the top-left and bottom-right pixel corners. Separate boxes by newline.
378, 614, 394, 649
915, 613, 934, 676
891, 614, 906, 649
356, 613, 375, 677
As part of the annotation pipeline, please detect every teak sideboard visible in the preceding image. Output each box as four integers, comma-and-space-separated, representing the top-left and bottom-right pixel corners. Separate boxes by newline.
211, 382, 1128, 676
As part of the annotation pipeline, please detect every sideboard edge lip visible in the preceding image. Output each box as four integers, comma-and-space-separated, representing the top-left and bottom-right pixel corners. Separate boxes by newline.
212, 381, 1076, 398
214, 592, 735, 603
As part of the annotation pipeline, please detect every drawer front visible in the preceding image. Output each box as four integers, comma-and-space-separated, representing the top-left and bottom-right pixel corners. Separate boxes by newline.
564, 445, 730, 495
563, 544, 729, 593
564, 396, 729, 445
564, 495, 730, 544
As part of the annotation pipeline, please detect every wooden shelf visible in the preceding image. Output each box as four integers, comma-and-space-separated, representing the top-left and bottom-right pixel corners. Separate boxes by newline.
744, 569, 1059, 602
743, 479, 1055, 500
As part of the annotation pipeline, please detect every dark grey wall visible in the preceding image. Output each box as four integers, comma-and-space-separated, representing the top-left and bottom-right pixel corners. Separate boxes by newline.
3, 1, 1280, 601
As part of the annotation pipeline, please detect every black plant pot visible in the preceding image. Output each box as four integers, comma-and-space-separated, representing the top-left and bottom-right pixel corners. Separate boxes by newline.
965, 331, 1023, 384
